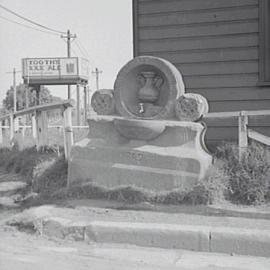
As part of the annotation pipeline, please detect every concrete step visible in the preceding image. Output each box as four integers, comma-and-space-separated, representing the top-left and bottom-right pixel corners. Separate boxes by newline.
7, 206, 270, 258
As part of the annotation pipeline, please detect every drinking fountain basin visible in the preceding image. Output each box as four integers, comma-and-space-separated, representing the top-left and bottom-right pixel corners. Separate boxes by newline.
114, 118, 165, 140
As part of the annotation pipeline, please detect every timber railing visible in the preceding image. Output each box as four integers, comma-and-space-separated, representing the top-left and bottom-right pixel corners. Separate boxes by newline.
204, 110, 270, 156
0, 99, 75, 160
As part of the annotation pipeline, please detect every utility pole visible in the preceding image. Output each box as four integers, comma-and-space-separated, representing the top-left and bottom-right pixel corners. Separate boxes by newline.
92, 67, 102, 90
61, 29, 76, 98
13, 68, 16, 112
6, 68, 21, 112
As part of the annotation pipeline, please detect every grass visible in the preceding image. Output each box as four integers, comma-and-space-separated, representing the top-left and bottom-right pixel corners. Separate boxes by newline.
214, 142, 270, 205
0, 146, 65, 184
26, 181, 211, 207
33, 156, 68, 193
1, 140, 270, 207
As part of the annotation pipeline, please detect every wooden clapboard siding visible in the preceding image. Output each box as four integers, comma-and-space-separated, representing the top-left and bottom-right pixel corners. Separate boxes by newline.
139, 34, 259, 52
205, 115, 270, 127
176, 61, 258, 76
209, 100, 270, 112
205, 126, 270, 145
190, 87, 270, 101
140, 21, 258, 40
184, 74, 258, 89
138, 0, 258, 15
140, 47, 259, 64
139, 6, 258, 27
133, 0, 270, 145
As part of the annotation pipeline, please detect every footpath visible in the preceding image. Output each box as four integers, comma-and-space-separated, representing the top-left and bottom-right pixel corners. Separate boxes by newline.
3, 201, 270, 258
0, 170, 270, 260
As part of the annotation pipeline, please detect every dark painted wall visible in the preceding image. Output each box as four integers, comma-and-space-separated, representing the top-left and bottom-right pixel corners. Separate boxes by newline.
133, 0, 270, 146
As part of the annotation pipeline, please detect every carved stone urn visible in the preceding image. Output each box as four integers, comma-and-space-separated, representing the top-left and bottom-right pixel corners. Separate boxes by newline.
138, 71, 160, 103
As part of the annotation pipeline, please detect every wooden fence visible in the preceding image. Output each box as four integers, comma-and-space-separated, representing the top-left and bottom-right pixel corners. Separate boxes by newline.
205, 110, 270, 156
0, 99, 75, 160
1, 105, 269, 159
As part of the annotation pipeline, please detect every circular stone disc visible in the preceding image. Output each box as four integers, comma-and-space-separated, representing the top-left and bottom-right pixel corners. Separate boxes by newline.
114, 56, 185, 119
175, 93, 209, 121
91, 89, 115, 115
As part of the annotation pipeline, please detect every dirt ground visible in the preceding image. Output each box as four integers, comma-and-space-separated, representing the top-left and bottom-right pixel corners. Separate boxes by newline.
1, 223, 270, 270
1, 172, 270, 270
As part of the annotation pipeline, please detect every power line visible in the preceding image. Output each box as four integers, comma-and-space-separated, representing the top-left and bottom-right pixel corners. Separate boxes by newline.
74, 41, 88, 59
61, 38, 78, 56
0, 3, 65, 34
76, 39, 96, 64
74, 41, 93, 70
75, 39, 96, 69
75, 40, 90, 59
0, 15, 60, 36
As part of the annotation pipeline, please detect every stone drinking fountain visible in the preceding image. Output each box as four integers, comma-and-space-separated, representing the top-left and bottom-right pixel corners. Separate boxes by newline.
68, 56, 212, 191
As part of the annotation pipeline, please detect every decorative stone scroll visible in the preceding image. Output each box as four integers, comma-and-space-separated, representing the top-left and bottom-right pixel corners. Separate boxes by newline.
91, 89, 115, 115
114, 56, 185, 120
175, 93, 209, 122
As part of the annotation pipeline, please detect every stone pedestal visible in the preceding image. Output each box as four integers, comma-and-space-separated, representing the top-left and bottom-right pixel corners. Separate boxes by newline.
68, 56, 212, 191
68, 116, 212, 191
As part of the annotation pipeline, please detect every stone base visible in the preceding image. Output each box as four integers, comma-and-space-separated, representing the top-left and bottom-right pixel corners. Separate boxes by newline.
68, 116, 212, 191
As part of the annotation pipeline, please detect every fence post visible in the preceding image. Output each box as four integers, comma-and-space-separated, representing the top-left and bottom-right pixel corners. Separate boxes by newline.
14, 117, 19, 132
63, 107, 74, 161
22, 126, 26, 143
238, 111, 248, 158
0, 121, 2, 145
76, 84, 81, 126
36, 110, 49, 149
84, 85, 87, 124
9, 113, 14, 144
31, 113, 37, 144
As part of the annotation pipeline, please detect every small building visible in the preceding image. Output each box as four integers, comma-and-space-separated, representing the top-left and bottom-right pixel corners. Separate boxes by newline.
132, 0, 270, 147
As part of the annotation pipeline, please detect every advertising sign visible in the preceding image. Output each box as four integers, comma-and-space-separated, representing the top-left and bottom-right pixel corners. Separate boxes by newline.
22, 57, 89, 85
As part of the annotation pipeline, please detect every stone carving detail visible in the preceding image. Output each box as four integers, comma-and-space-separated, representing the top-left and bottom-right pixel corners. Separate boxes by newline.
137, 71, 163, 103
174, 93, 209, 121
136, 71, 164, 117
114, 56, 185, 119
91, 89, 115, 115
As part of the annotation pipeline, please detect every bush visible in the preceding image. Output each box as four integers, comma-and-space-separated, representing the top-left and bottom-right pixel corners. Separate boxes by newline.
33, 156, 68, 193
198, 161, 229, 204
0, 146, 64, 184
4, 142, 270, 207
213, 142, 270, 205
48, 182, 214, 206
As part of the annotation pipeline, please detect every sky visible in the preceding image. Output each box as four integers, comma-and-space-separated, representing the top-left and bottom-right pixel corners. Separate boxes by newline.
0, 0, 133, 102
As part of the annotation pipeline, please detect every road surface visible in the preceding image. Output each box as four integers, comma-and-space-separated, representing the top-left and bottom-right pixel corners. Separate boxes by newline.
0, 225, 269, 270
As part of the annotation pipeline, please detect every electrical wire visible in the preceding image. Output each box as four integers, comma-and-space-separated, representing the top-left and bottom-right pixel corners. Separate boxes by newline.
0, 15, 60, 36
74, 39, 96, 69
61, 38, 78, 56
0, 3, 65, 34
71, 47, 78, 57
75, 40, 90, 59
61, 35, 96, 71
74, 40, 88, 59
76, 39, 96, 65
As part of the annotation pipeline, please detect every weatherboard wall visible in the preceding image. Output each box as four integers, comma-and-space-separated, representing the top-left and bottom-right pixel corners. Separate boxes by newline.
133, 0, 270, 145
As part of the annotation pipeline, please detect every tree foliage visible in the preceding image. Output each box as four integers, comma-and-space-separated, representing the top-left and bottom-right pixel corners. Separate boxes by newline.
2, 83, 56, 111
